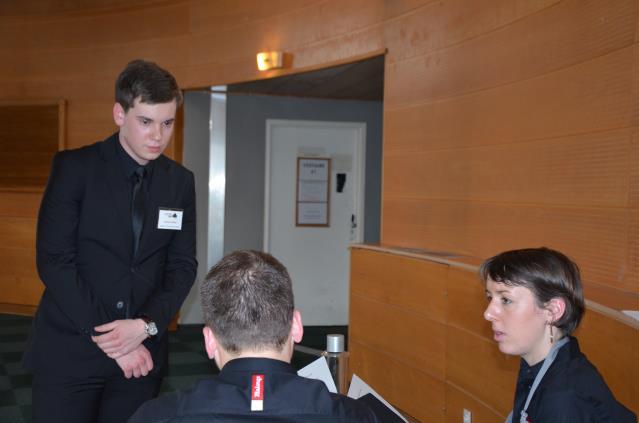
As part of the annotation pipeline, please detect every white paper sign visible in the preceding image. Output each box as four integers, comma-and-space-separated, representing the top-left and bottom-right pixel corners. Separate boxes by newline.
298, 159, 329, 180
297, 356, 338, 393
298, 180, 328, 202
297, 202, 328, 225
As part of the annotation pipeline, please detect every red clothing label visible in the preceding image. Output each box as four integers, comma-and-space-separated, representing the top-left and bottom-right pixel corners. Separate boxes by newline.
251, 374, 264, 400
251, 374, 264, 411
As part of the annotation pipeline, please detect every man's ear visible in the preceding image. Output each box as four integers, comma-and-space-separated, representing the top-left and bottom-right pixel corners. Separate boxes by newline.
546, 297, 566, 324
202, 326, 218, 360
113, 103, 126, 126
291, 310, 303, 344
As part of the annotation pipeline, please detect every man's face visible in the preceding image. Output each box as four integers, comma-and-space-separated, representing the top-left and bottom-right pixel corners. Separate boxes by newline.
113, 97, 177, 165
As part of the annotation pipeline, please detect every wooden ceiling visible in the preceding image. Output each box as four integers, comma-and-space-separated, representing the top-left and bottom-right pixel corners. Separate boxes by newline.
228, 55, 384, 102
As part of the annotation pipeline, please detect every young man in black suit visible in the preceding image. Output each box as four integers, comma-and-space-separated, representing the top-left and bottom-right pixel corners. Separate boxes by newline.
24, 59, 197, 422
129, 250, 380, 423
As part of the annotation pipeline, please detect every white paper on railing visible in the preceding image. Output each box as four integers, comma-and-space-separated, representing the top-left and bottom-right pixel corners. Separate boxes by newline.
347, 373, 408, 422
297, 356, 338, 393
622, 310, 639, 322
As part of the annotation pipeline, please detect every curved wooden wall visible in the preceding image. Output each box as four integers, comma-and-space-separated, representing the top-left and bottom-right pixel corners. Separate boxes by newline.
1, 2, 638, 310
349, 245, 639, 423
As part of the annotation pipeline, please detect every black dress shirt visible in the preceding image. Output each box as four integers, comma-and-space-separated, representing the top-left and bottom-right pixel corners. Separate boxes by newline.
128, 357, 381, 423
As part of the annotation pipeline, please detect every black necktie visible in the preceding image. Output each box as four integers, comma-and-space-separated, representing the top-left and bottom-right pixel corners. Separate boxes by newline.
131, 167, 146, 257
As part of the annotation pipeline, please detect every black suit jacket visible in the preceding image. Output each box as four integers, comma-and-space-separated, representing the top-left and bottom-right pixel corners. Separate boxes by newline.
128, 358, 381, 423
24, 133, 197, 378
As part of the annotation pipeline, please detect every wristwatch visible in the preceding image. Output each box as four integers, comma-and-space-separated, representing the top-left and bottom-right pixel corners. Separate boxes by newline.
141, 316, 158, 337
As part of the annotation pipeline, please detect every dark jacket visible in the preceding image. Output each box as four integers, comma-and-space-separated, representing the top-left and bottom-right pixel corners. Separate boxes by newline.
23, 133, 197, 378
128, 357, 380, 423
513, 336, 636, 422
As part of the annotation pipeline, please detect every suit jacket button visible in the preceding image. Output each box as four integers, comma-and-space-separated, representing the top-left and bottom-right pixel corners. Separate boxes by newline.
116, 301, 125, 309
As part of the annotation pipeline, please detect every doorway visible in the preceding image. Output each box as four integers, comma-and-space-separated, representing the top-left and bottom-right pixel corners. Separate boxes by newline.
264, 119, 366, 325
181, 55, 384, 326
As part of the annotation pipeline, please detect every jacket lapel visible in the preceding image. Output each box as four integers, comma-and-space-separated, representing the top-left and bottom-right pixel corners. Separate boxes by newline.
137, 155, 173, 259
99, 134, 134, 258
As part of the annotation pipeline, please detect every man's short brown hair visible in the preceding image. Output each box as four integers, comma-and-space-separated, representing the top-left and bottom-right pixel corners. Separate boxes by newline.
115, 59, 182, 112
200, 250, 295, 354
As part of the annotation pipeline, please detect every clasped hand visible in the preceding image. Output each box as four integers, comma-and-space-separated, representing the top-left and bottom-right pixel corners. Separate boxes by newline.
92, 319, 153, 378
92, 318, 148, 359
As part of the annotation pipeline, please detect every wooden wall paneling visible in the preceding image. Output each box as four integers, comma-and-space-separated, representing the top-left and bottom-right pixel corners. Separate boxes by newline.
0, 0, 173, 18
0, 102, 61, 189
349, 340, 446, 423
576, 304, 639, 414
385, 0, 637, 105
188, 0, 321, 33
65, 100, 118, 149
445, 383, 504, 423
446, 325, 519, 415
184, 27, 385, 89
0, 275, 43, 307
186, 0, 385, 87
350, 248, 447, 321
0, 192, 42, 217
188, 0, 384, 66
627, 210, 639, 290
350, 294, 446, 380
1, 35, 191, 83
384, 128, 632, 207
631, 129, 639, 207
446, 267, 493, 339
0, 248, 41, 306
0, 219, 37, 249
0, 2, 190, 51
382, 0, 560, 63
379, 0, 436, 20
381, 199, 634, 292
384, 46, 634, 152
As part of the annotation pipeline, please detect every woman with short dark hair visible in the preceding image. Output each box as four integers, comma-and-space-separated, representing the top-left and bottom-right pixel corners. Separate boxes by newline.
481, 247, 636, 423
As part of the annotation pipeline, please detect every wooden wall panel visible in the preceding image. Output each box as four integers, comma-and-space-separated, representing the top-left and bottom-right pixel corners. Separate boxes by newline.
350, 340, 446, 423
384, 45, 634, 152
384, 128, 631, 207
445, 384, 504, 423
383, 0, 560, 63
446, 326, 518, 415
382, 199, 637, 292
188, 0, 384, 68
350, 294, 446, 380
631, 130, 639, 208
386, 0, 637, 104
0, 219, 37, 249
0, 192, 42, 217
0, 247, 41, 306
0, 2, 190, 51
351, 248, 447, 321
188, 0, 320, 33
446, 267, 492, 339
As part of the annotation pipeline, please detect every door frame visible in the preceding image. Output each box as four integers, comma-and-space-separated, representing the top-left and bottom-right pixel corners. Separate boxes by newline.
263, 119, 367, 251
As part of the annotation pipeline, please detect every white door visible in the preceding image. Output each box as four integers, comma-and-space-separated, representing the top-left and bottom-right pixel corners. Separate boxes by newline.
265, 119, 366, 325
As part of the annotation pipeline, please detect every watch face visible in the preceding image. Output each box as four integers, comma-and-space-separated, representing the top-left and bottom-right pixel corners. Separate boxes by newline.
146, 322, 158, 336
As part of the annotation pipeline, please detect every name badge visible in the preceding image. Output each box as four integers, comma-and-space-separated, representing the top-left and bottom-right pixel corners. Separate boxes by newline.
251, 374, 264, 411
157, 208, 183, 230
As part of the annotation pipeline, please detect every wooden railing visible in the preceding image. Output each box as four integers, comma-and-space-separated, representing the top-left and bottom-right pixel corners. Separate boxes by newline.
349, 244, 639, 423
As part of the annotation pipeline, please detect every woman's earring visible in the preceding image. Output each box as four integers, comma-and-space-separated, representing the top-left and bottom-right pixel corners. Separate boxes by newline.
549, 323, 554, 344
